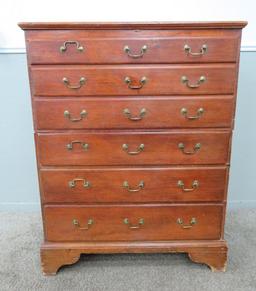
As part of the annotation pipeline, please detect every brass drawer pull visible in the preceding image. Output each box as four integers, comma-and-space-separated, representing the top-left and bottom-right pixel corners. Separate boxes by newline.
66, 140, 89, 151
124, 45, 148, 58
122, 143, 144, 155
181, 108, 204, 120
178, 142, 201, 155
177, 217, 197, 229
177, 180, 199, 192
68, 178, 91, 189
72, 219, 93, 230
124, 76, 147, 90
62, 77, 86, 89
64, 110, 87, 122
123, 218, 144, 229
123, 108, 147, 121
181, 76, 206, 88
60, 41, 84, 53
184, 44, 207, 56
123, 181, 144, 192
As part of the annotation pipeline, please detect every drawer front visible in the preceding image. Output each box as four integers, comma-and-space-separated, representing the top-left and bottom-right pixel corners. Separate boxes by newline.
44, 204, 223, 241
40, 167, 228, 203
34, 96, 234, 130
27, 30, 240, 64
31, 64, 236, 96
37, 131, 231, 166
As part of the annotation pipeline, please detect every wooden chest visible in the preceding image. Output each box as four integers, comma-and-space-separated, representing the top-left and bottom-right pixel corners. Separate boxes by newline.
19, 21, 247, 275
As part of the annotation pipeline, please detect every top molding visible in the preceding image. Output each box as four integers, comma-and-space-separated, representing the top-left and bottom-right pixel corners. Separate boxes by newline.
18, 21, 248, 30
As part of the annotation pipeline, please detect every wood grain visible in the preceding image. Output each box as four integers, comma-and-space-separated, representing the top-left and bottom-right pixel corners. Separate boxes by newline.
31, 64, 237, 96
40, 166, 228, 203
36, 130, 231, 166
40, 240, 228, 275
44, 204, 223, 241
19, 21, 247, 30
34, 96, 235, 129
20, 21, 246, 274
26, 31, 240, 64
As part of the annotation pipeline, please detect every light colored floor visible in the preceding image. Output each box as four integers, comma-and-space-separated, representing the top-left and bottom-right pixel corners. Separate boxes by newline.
1, 209, 256, 291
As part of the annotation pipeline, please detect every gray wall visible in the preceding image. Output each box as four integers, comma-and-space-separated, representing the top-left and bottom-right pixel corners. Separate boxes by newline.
0, 52, 255, 210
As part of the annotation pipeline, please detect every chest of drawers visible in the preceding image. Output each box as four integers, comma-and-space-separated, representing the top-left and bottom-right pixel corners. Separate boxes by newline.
19, 21, 246, 275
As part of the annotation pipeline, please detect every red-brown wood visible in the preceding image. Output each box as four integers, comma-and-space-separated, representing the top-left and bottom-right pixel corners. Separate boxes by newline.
18, 21, 247, 30
44, 204, 223, 241
36, 130, 231, 166
26, 31, 240, 64
31, 64, 237, 96
34, 96, 235, 129
40, 166, 228, 203
40, 240, 228, 275
24, 29, 242, 40
19, 21, 246, 275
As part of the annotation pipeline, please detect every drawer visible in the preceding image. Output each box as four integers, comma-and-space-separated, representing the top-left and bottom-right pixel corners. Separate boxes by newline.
26, 30, 240, 64
44, 204, 223, 241
36, 130, 231, 166
40, 166, 228, 203
34, 96, 234, 130
31, 64, 236, 96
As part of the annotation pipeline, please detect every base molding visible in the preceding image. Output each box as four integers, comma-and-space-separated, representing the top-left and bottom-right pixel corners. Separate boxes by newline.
41, 240, 228, 275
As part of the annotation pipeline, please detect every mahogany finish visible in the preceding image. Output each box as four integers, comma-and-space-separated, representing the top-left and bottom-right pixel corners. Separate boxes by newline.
19, 21, 246, 275
40, 166, 228, 203
31, 64, 236, 96
26, 30, 239, 64
37, 130, 231, 166
19, 21, 247, 30
34, 96, 235, 129
40, 240, 228, 275
44, 204, 223, 241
